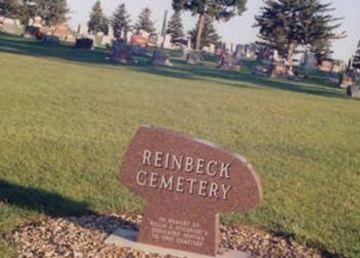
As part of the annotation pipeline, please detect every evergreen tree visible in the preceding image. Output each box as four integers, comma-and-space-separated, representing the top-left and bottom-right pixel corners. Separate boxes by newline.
352, 40, 360, 70
18, 0, 37, 25
88, 1, 109, 35
111, 3, 131, 40
134, 7, 156, 34
167, 11, 184, 42
189, 15, 220, 49
255, 0, 344, 73
172, 0, 247, 50
0, 0, 21, 19
35, 0, 69, 27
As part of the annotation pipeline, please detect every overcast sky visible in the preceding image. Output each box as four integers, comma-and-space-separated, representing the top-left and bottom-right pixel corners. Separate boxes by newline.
67, 0, 360, 61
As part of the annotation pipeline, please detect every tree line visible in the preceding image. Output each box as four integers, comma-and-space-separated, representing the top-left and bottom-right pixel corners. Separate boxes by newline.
87, 2, 155, 39
1, 0, 359, 72
87, 0, 221, 50
0, 0, 68, 28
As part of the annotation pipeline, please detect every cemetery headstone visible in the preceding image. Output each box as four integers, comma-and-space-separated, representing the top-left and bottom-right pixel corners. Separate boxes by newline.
76, 24, 89, 38
148, 33, 158, 47
110, 42, 133, 65
234, 45, 246, 61
75, 38, 94, 50
100, 27, 114, 46
252, 65, 269, 77
23, 33, 33, 39
234, 44, 257, 61
328, 76, 340, 84
131, 34, 148, 48
346, 85, 360, 98
339, 72, 354, 89
35, 31, 45, 41
131, 45, 148, 57
269, 62, 287, 78
217, 51, 240, 70
186, 51, 202, 65
302, 51, 317, 71
182, 46, 191, 59
159, 34, 173, 49
152, 50, 173, 67
42, 35, 60, 46
24, 25, 40, 38
111, 126, 262, 257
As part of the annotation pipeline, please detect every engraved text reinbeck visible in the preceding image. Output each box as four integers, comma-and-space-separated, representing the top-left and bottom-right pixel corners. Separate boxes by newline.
135, 149, 233, 200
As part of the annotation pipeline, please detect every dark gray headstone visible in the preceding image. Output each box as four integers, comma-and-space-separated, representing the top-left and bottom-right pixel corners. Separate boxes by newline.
75, 38, 93, 50
42, 35, 60, 46
110, 42, 133, 64
152, 50, 173, 67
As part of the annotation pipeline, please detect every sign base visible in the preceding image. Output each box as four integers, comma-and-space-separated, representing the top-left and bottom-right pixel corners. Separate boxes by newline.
105, 228, 252, 258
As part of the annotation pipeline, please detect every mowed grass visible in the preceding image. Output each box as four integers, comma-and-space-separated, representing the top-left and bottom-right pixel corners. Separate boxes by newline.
0, 33, 359, 257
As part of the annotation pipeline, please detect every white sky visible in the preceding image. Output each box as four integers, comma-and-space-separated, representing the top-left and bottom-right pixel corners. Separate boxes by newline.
67, 0, 360, 61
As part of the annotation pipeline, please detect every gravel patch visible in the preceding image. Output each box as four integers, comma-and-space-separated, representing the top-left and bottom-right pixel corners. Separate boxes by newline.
5, 214, 323, 258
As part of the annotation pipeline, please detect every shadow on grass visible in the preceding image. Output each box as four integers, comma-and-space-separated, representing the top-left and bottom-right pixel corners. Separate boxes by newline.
0, 32, 351, 100
0, 179, 138, 235
133, 62, 348, 99
0, 179, 91, 217
0, 32, 109, 65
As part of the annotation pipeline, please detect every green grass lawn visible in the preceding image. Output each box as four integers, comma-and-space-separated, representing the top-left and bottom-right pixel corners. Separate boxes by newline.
0, 33, 359, 257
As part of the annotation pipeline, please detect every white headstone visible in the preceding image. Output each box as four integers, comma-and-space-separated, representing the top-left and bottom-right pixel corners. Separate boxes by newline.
163, 34, 173, 49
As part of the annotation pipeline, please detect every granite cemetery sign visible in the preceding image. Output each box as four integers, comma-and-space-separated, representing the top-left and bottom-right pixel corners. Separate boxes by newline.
117, 125, 262, 257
